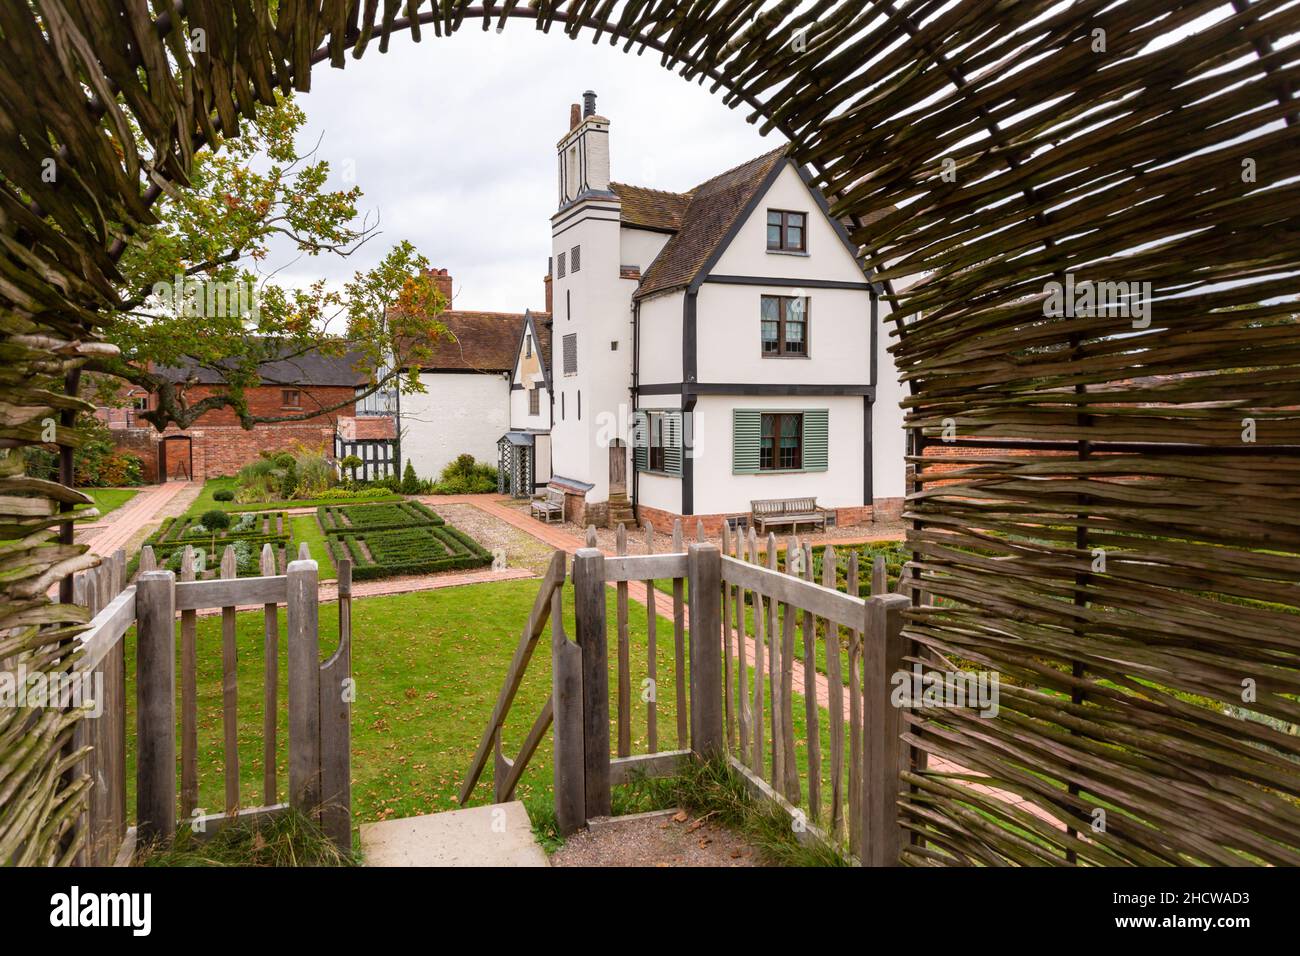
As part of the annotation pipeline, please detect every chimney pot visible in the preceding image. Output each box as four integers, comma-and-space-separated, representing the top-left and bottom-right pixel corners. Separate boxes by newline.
583, 90, 597, 118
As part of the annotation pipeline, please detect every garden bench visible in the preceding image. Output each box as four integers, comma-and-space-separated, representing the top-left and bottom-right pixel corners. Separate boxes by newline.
750, 497, 830, 536
531, 487, 565, 524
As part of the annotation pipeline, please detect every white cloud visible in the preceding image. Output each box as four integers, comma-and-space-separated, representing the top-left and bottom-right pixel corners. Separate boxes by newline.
265, 27, 781, 311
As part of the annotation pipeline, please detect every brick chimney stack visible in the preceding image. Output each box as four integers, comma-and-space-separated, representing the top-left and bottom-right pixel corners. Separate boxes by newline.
569, 103, 581, 130
425, 268, 453, 306
544, 267, 553, 314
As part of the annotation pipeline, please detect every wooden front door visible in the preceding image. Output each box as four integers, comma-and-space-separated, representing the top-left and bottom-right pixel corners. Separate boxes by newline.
609, 441, 626, 495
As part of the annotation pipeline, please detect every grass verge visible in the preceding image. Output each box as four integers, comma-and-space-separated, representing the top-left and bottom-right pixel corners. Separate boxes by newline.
135, 808, 355, 867
80, 487, 139, 519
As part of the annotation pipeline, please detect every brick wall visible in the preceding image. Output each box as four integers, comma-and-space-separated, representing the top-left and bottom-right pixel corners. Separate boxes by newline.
110, 383, 356, 481
156, 422, 338, 480
632, 501, 899, 537
176, 383, 356, 426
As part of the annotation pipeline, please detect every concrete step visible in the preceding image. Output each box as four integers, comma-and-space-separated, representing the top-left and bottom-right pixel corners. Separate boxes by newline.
359, 801, 549, 867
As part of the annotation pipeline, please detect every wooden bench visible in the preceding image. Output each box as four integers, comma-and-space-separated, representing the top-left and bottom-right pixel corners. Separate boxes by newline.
530, 487, 565, 524
750, 497, 830, 535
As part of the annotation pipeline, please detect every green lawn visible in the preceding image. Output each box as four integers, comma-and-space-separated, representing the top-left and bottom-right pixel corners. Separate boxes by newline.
185, 477, 400, 516
290, 514, 337, 581
122, 579, 691, 829
80, 487, 139, 519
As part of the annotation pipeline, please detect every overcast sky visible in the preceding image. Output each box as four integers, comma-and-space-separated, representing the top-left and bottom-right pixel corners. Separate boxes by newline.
267, 27, 782, 313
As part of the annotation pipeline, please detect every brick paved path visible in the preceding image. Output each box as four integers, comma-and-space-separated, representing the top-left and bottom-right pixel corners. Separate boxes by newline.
81, 481, 193, 558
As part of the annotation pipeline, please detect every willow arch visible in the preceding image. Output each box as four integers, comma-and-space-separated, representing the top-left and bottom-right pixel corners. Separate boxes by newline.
3, 1, 1299, 867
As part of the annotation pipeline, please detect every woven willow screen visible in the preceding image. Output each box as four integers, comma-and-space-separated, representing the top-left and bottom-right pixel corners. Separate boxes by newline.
1, 1, 1297, 865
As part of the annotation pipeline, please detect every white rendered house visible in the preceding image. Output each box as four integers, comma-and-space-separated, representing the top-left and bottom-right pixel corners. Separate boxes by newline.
542, 91, 907, 532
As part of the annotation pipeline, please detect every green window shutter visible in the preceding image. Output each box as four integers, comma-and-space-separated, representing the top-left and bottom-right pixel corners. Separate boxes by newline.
664, 411, 683, 477
733, 409, 761, 474
803, 409, 829, 472
633, 411, 648, 472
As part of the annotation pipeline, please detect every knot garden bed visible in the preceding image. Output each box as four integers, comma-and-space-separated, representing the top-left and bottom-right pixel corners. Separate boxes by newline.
318, 501, 492, 580
316, 500, 443, 533
130, 512, 293, 578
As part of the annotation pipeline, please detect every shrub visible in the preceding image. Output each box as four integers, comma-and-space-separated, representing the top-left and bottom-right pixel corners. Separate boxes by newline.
213, 488, 235, 502
400, 460, 420, 495
22, 445, 58, 481
430, 454, 498, 495
201, 510, 231, 531
294, 451, 334, 498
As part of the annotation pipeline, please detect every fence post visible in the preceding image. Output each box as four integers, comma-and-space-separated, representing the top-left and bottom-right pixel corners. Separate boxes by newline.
572, 547, 610, 818
319, 558, 352, 852
551, 589, 585, 834
687, 543, 723, 759
136, 570, 176, 845
287, 558, 321, 817
863, 593, 910, 866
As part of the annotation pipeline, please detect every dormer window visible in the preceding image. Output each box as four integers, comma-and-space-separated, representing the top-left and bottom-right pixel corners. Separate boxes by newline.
767, 210, 807, 253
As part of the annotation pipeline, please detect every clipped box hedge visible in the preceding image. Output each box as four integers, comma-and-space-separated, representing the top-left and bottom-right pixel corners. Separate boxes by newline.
154, 511, 289, 543
132, 511, 291, 578
326, 523, 491, 581
317, 500, 444, 534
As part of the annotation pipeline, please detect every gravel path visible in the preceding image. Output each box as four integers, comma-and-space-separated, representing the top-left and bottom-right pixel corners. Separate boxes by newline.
432, 502, 558, 576
550, 809, 759, 867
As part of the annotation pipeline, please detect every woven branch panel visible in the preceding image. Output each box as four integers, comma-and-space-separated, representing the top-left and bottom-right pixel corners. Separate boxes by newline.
1, 1, 1297, 865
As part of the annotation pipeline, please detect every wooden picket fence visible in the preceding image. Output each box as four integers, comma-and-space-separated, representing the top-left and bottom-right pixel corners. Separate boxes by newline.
66, 543, 352, 864
462, 520, 911, 863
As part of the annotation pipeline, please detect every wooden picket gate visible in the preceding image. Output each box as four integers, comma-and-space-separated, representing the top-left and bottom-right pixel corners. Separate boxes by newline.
67, 544, 352, 864
461, 522, 911, 864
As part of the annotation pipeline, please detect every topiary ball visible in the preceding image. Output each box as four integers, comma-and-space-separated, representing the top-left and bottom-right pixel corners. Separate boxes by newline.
201, 509, 231, 531
213, 489, 235, 502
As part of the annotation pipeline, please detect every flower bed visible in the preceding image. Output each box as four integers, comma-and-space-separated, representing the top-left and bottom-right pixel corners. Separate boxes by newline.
317, 500, 443, 534
326, 524, 492, 581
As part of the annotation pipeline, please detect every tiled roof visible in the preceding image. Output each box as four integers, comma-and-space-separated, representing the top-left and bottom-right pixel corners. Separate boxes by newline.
633, 146, 790, 301
155, 340, 369, 387
418, 311, 538, 373
610, 182, 694, 232
338, 415, 397, 441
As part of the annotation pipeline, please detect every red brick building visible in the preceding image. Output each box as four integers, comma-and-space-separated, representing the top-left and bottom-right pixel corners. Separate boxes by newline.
102, 347, 396, 482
